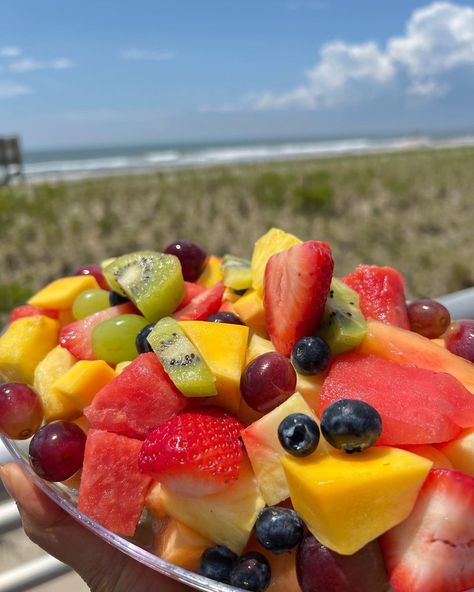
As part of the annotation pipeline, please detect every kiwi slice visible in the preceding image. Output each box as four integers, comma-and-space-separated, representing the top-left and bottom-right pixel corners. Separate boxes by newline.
148, 317, 217, 397
103, 251, 184, 323
222, 255, 253, 291
317, 278, 367, 356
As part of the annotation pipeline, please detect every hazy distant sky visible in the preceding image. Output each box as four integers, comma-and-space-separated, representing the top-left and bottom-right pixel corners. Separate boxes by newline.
1, 0, 474, 148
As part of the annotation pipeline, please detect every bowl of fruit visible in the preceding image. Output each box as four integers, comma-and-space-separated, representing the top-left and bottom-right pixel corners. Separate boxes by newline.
1, 228, 474, 592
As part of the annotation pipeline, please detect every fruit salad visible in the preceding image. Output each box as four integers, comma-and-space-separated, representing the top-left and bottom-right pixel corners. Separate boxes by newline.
1, 227, 474, 592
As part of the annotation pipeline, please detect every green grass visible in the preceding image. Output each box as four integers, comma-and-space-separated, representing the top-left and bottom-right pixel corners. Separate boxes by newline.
1, 146, 473, 324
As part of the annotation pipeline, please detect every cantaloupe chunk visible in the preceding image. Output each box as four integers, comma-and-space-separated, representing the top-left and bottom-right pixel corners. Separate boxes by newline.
197, 256, 223, 288
245, 536, 299, 592
233, 291, 268, 338
34, 345, 79, 422
28, 276, 99, 309
180, 320, 249, 413
282, 447, 432, 555
154, 518, 213, 571
0, 316, 60, 383
52, 360, 115, 410
359, 320, 474, 393
400, 444, 452, 469
437, 428, 474, 476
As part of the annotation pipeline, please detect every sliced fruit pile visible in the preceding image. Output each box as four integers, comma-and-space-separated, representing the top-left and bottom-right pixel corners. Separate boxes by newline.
1, 229, 474, 592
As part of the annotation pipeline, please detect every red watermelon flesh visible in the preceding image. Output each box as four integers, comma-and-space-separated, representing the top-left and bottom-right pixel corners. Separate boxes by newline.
342, 265, 409, 329
320, 352, 474, 445
84, 353, 187, 440
78, 429, 151, 536
175, 281, 206, 311
59, 302, 136, 360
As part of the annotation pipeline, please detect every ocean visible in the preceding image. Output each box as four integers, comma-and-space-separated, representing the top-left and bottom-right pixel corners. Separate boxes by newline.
22, 134, 474, 182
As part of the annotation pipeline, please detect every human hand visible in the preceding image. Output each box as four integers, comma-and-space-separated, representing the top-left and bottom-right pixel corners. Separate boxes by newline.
0, 463, 192, 592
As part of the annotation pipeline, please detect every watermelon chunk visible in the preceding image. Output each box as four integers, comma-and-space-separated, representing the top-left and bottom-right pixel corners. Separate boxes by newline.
59, 303, 136, 360
175, 281, 206, 312
78, 429, 151, 536
173, 281, 225, 321
320, 352, 474, 445
342, 265, 409, 329
84, 353, 187, 439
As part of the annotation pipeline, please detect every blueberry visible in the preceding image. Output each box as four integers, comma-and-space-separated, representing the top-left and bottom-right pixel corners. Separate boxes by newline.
229, 552, 271, 591
320, 399, 382, 453
255, 507, 304, 554
109, 291, 129, 306
291, 336, 331, 375
278, 413, 320, 457
199, 545, 238, 584
206, 311, 244, 325
135, 324, 154, 354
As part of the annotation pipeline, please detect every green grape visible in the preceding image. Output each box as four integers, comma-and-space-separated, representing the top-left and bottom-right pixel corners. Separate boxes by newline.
73, 289, 111, 320
91, 314, 150, 364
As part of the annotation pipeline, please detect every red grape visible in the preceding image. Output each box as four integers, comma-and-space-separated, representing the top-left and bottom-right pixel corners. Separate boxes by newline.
163, 240, 207, 282
240, 352, 297, 413
407, 299, 451, 339
29, 421, 86, 482
0, 383, 43, 439
74, 264, 109, 290
444, 319, 474, 362
296, 533, 390, 592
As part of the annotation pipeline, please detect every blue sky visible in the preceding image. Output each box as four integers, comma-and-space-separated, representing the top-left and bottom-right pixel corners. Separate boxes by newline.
1, 0, 474, 148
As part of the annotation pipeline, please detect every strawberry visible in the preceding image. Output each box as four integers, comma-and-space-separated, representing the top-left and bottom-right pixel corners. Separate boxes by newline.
173, 281, 225, 321
59, 302, 135, 360
9, 304, 59, 324
342, 265, 409, 329
175, 281, 206, 312
381, 468, 474, 592
264, 240, 334, 357
139, 406, 244, 497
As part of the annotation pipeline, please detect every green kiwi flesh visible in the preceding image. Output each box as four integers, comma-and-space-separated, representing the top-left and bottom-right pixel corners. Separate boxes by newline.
103, 251, 184, 323
222, 255, 252, 291
317, 278, 367, 356
148, 317, 217, 397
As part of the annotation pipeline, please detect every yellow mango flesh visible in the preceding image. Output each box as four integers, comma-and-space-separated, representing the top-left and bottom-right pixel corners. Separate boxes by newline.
0, 316, 60, 384
233, 291, 268, 338
437, 428, 474, 476
180, 320, 249, 414
251, 227, 301, 296
154, 518, 213, 571
197, 256, 224, 288
52, 360, 115, 410
28, 275, 99, 309
282, 447, 432, 555
34, 345, 79, 421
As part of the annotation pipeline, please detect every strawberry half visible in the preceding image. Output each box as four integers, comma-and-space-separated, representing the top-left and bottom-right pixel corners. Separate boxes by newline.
264, 240, 334, 356
139, 406, 244, 497
9, 304, 59, 324
173, 281, 225, 321
381, 468, 474, 592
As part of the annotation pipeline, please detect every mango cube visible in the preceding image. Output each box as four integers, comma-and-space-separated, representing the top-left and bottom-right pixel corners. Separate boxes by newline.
197, 256, 223, 288
34, 345, 79, 421
282, 447, 432, 555
0, 316, 60, 383
437, 428, 474, 476
52, 360, 115, 410
180, 320, 249, 413
28, 275, 99, 309
233, 290, 268, 338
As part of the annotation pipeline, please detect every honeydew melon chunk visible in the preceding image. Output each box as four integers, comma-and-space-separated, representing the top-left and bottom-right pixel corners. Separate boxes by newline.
282, 446, 432, 555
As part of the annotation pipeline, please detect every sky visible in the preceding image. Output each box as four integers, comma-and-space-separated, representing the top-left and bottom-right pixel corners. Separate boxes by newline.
1, 0, 474, 149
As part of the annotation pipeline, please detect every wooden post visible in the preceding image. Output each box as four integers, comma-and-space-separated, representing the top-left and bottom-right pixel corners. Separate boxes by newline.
0, 137, 24, 185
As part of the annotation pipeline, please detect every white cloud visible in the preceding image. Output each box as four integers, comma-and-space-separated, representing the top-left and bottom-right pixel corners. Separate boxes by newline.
120, 48, 175, 61
9, 57, 74, 73
0, 81, 32, 98
212, 1, 474, 112
0, 46, 21, 58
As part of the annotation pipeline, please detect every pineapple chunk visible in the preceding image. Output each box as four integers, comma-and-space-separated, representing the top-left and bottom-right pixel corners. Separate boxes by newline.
34, 345, 79, 421
115, 361, 132, 375
146, 456, 264, 554
437, 428, 474, 476
180, 320, 249, 413
52, 360, 115, 410
197, 256, 224, 288
0, 316, 60, 383
282, 447, 432, 555
154, 518, 213, 571
251, 228, 301, 296
28, 275, 99, 309
233, 291, 268, 338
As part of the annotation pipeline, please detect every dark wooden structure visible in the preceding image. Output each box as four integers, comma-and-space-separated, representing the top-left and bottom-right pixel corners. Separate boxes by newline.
0, 137, 24, 185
